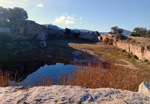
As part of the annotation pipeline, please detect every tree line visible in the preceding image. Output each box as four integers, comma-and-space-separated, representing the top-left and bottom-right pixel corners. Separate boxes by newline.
0, 6, 28, 22
131, 27, 150, 38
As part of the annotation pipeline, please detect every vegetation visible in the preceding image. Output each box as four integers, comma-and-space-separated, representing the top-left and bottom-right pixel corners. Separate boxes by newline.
131, 27, 150, 38
0, 6, 28, 21
134, 55, 139, 60
0, 62, 146, 91
111, 26, 123, 34
0, 33, 12, 47
104, 37, 109, 44
147, 45, 150, 51
64, 28, 71, 35
115, 33, 126, 40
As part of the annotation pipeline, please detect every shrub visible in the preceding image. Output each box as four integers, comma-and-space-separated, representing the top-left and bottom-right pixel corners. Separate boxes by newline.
144, 59, 148, 63
73, 32, 80, 38
130, 32, 141, 37
130, 39, 136, 43
145, 30, 150, 38
115, 33, 126, 40
108, 38, 113, 45
0, 33, 12, 43
147, 45, 150, 51
64, 28, 71, 35
134, 55, 139, 60
104, 37, 109, 44
126, 53, 131, 58
122, 49, 126, 52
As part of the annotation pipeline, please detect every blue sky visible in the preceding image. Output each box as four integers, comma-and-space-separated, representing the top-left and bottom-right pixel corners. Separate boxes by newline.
0, 0, 150, 32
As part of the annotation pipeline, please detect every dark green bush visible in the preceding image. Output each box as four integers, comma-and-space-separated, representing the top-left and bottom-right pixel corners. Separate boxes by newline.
115, 33, 126, 40
130, 32, 141, 37
144, 59, 148, 63
147, 45, 150, 51
134, 55, 139, 60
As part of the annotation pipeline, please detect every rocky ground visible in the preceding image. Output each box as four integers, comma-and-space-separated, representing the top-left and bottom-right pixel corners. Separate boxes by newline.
0, 82, 150, 104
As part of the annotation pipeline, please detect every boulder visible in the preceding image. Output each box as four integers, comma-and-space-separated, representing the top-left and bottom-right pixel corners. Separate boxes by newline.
79, 33, 99, 41
39, 41, 47, 48
36, 33, 46, 41
4, 43, 14, 49
138, 82, 150, 97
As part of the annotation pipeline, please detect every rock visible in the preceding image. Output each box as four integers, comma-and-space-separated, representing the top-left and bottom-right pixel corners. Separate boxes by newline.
36, 33, 46, 41
0, 85, 150, 103
39, 41, 47, 48
19, 41, 30, 46
138, 82, 150, 97
19, 42, 25, 46
4, 43, 14, 49
47, 55, 52, 58
79, 33, 99, 41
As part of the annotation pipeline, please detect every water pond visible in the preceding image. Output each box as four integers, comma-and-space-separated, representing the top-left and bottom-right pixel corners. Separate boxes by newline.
10, 63, 78, 86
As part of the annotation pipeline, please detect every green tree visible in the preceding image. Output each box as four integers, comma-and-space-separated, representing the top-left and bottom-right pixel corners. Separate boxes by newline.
64, 28, 71, 35
145, 30, 150, 38
7, 7, 28, 21
132, 27, 147, 37
0, 6, 8, 19
111, 26, 118, 34
111, 26, 123, 34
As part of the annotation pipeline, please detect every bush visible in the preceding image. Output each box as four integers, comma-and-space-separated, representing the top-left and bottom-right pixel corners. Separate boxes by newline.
130, 32, 141, 37
147, 45, 150, 51
73, 32, 80, 38
108, 39, 113, 45
115, 33, 126, 40
145, 30, 150, 38
144, 59, 148, 63
0, 33, 12, 43
134, 55, 139, 60
104, 37, 109, 44
130, 39, 136, 43
64, 28, 71, 35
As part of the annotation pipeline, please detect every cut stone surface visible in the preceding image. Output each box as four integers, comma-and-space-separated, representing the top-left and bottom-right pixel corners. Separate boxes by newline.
0, 84, 150, 104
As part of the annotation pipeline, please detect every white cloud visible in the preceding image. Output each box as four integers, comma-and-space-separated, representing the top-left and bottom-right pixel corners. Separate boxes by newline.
65, 20, 75, 24
54, 13, 82, 25
54, 16, 66, 23
79, 17, 82, 20
67, 16, 71, 19
37, 3, 44, 7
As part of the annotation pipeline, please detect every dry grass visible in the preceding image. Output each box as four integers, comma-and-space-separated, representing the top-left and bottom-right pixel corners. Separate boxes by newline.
35, 62, 143, 91
0, 63, 146, 91
0, 70, 10, 87
61, 63, 141, 91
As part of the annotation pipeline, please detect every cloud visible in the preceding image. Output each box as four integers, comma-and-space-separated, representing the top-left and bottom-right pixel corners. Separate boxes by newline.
79, 17, 82, 20
65, 20, 75, 24
54, 13, 79, 25
54, 16, 66, 23
37, 3, 44, 7
23, 0, 28, 1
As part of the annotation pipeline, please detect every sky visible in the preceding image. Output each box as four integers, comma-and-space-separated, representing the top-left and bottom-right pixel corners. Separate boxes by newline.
0, 0, 150, 32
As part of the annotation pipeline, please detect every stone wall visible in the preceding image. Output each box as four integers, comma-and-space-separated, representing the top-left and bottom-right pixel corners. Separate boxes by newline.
100, 34, 150, 61
0, 27, 11, 33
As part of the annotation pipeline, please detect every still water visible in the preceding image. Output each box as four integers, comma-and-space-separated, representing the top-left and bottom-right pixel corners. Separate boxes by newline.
9, 63, 78, 86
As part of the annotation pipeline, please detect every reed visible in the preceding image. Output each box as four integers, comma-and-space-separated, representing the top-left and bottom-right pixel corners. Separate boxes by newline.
0, 62, 144, 91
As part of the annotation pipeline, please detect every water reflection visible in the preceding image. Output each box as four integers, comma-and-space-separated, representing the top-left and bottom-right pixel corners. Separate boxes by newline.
0, 58, 76, 87
10, 63, 77, 86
